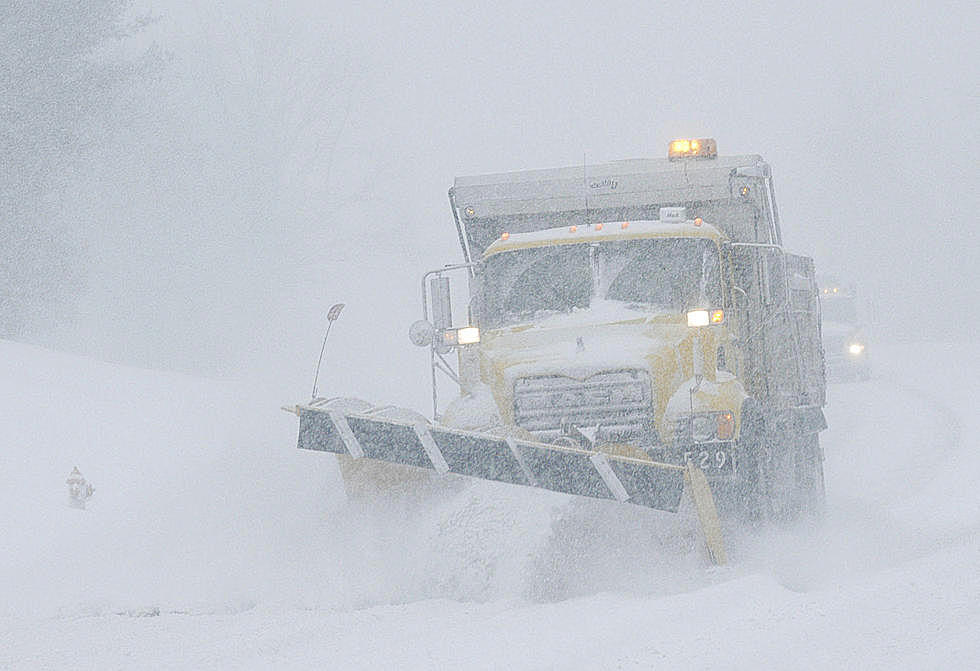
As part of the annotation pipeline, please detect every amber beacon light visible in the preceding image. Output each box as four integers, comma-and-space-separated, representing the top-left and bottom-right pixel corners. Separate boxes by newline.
668, 138, 718, 160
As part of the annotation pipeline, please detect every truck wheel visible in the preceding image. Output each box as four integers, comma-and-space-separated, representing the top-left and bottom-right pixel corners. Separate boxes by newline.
736, 403, 806, 522
793, 432, 826, 518
735, 401, 771, 520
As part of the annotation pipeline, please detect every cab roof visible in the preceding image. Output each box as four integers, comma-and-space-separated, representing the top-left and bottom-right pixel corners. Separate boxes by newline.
483, 219, 725, 258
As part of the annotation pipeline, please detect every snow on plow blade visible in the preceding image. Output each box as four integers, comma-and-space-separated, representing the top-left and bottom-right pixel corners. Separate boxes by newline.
285, 402, 726, 564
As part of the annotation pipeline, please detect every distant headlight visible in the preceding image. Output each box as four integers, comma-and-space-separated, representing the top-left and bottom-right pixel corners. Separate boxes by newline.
848, 342, 865, 355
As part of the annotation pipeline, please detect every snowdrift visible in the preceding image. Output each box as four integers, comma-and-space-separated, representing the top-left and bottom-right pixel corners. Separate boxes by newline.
1, 339, 977, 668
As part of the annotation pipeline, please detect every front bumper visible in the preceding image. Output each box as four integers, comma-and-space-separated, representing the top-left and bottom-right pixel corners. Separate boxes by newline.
655, 440, 737, 479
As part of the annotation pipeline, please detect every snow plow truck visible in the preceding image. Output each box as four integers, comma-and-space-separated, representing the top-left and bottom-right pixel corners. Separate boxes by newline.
285, 139, 828, 564
818, 278, 871, 381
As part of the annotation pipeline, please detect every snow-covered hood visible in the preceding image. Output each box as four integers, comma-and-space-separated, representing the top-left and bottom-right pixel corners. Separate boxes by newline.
479, 306, 690, 390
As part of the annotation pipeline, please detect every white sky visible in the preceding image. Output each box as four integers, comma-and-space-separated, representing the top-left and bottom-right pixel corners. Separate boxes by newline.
52, 0, 977, 401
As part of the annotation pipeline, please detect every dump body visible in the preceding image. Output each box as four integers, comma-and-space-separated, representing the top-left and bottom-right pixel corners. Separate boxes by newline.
450, 154, 781, 260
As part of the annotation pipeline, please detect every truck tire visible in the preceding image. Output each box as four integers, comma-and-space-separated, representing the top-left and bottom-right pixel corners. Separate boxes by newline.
765, 425, 825, 522
736, 402, 822, 522
735, 400, 771, 520
793, 432, 826, 519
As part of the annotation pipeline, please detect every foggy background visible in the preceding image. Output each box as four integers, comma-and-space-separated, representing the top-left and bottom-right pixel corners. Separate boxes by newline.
4, 0, 977, 410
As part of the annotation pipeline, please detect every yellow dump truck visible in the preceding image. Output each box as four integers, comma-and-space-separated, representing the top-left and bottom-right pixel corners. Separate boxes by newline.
287, 140, 827, 562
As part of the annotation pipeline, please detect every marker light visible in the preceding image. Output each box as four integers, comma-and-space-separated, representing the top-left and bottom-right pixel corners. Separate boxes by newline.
848, 343, 865, 355
500, 232, 509, 240
569, 225, 578, 232
717, 412, 735, 440
595, 223, 603, 231
710, 309, 725, 324
668, 138, 718, 160
457, 326, 481, 345
694, 217, 703, 227
687, 309, 710, 327
621, 222, 629, 229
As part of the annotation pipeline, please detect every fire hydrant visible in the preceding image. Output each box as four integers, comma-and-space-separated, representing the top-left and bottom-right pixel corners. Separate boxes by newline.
66, 466, 94, 509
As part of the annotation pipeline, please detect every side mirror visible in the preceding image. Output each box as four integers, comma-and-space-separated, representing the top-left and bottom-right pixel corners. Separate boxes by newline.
430, 277, 452, 331
408, 319, 435, 347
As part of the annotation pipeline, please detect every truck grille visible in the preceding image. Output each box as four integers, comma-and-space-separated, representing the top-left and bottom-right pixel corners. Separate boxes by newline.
513, 369, 654, 439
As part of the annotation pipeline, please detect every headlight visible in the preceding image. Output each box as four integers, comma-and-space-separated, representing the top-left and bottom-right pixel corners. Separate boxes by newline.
441, 326, 481, 346
687, 310, 709, 327
456, 326, 480, 345
848, 342, 865, 355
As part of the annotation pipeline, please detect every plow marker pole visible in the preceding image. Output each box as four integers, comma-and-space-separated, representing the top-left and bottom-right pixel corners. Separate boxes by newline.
684, 463, 727, 565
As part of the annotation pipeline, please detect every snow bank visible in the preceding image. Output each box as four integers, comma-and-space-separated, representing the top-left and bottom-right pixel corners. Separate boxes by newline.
1, 339, 978, 668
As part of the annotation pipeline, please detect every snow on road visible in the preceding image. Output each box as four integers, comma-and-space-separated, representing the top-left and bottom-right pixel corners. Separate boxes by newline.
1, 340, 977, 669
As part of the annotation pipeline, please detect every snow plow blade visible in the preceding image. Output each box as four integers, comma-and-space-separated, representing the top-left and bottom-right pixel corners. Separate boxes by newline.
284, 401, 726, 563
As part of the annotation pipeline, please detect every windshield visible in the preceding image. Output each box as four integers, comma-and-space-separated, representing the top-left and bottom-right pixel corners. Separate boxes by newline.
481, 238, 722, 328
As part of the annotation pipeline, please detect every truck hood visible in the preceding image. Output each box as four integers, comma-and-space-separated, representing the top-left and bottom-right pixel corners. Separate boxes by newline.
480, 305, 690, 387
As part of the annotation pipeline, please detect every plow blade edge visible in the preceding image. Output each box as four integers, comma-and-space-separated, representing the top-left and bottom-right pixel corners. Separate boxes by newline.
294, 403, 686, 514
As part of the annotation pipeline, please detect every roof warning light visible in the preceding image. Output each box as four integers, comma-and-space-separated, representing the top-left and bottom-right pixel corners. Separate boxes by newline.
668, 138, 718, 160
